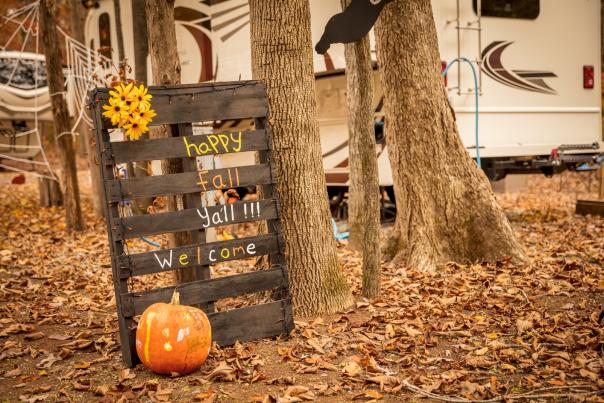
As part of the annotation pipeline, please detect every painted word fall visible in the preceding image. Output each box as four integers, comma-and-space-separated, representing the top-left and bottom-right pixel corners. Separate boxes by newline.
197, 168, 240, 191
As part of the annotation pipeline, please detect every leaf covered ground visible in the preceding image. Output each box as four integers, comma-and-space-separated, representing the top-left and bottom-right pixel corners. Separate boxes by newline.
0, 171, 602, 402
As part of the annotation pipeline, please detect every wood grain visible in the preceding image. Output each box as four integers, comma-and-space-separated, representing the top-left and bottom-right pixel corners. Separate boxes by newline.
121, 268, 286, 317
107, 164, 273, 202
116, 199, 278, 240
209, 299, 293, 346
118, 233, 282, 278
106, 129, 268, 163
93, 81, 268, 129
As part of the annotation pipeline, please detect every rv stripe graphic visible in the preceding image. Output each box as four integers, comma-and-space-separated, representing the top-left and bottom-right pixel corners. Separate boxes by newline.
481, 41, 557, 95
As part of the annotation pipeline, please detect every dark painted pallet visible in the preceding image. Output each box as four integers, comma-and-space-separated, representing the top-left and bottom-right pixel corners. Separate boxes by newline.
576, 199, 604, 217
90, 80, 293, 368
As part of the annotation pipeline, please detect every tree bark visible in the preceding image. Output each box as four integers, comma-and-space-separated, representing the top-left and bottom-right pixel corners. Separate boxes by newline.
38, 177, 63, 207
113, 0, 126, 62
341, 0, 381, 297
374, 0, 525, 270
249, 0, 352, 315
146, 0, 201, 285
69, 0, 104, 218
39, 0, 85, 232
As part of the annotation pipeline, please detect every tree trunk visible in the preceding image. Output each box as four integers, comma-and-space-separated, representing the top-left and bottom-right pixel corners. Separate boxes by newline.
38, 176, 63, 207
374, 0, 525, 270
340, 0, 381, 298
39, 0, 85, 232
249, 0, 352, 315
132, 0, 149, 83
599, 165, 604, 200
69, 0, 104, 218
113, 0, 126, 62
146, 0, 202, 285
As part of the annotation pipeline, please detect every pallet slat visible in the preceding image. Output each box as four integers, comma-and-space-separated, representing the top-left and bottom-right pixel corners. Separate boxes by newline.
121, 268, 286, 317
575, 199, 604, 217
209, 300, 293, 347
106, 129, 268, 163
116, 199, 278, 240
119, 233, 282, 277
94, 81, 268, 128
107, 164, 273, 202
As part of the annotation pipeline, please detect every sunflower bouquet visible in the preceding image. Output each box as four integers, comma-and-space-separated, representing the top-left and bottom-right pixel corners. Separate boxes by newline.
102, 83, 157, 141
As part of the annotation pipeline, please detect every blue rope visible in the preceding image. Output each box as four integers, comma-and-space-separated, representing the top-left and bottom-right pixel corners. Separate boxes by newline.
332, 218, 349, 240
442, 58, 481, 167
140, 236, 161, 248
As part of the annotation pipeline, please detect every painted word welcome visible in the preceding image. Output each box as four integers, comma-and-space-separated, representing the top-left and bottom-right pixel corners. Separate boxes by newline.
153, 241, 258, 270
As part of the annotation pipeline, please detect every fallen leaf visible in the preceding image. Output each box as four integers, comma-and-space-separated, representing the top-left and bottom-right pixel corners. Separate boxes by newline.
342, 360, 362, 377
3, 367, 21, 377
206, 362, 237, 382
23, 332, 44, 341
353, 389, 383, 400
194, 388, 215, 402
0, 324, 35, 337
47, 334, 71, 341
516, 319, 533, 335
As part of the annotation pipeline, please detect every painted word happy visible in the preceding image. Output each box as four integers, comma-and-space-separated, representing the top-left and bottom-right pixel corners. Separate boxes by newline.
183, 132, 242, 157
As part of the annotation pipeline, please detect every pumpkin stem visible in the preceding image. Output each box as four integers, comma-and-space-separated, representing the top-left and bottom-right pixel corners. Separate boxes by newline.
170, 290, 180, 305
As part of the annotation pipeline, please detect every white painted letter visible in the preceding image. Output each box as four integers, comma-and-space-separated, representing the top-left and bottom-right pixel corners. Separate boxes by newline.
196, 207, 210, 227
246, 243, 257, 255
154, 250, 173, 269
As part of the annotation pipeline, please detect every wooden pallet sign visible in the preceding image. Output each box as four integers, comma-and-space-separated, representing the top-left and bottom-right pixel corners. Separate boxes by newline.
90, 81, 294, 367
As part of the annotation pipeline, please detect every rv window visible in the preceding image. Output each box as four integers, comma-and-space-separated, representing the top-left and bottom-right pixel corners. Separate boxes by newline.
473, 0, 540, 20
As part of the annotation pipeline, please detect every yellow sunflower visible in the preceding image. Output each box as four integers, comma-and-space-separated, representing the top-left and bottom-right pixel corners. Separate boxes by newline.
102, 97, 129, 127
109, 82, 137, 109
139, 108, 157, 125
133, 84, 152, 112
123, 116, 149, 140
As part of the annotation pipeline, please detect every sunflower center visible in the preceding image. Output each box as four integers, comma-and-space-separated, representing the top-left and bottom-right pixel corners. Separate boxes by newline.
132, 123, 138, 128
114, 106, 120, 111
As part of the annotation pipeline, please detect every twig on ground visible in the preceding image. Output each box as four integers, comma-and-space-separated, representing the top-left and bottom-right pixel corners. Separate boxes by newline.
402, 379, 598, 403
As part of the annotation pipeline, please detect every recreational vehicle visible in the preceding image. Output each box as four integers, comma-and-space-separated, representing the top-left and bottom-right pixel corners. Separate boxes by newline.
2, 1, 601, 189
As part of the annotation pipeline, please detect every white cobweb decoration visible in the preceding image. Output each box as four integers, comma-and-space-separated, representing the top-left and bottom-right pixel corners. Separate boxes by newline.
0, 1, 117, 181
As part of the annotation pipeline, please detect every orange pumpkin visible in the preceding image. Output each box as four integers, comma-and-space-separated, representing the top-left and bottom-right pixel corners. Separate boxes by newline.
135, 291, 211, 375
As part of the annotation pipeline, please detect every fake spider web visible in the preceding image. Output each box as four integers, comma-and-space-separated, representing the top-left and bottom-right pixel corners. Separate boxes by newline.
0, 1, 116, 181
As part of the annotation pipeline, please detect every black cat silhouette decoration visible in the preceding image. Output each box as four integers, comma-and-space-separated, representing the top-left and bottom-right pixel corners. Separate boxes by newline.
315, 0, 393, 55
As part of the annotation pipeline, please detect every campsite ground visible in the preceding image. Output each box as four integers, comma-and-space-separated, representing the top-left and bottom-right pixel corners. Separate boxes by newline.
0, 170, 602, 402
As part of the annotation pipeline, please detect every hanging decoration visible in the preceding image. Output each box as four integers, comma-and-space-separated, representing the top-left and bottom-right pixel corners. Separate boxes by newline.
315, 0, 393, 55
0, 1, 119, 180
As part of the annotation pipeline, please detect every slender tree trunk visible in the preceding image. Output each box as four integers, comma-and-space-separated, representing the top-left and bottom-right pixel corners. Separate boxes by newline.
341, 0, 381, 297
249, 0, 352, 315
374, 0, 525, 270
113, 0, 126, 62
599, 165, 604, 200
38, 177, 63, 207
39, 0, 85, 232
132, 0, 149, 83
146, 0, 201, 285
69, 0, 104, 218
